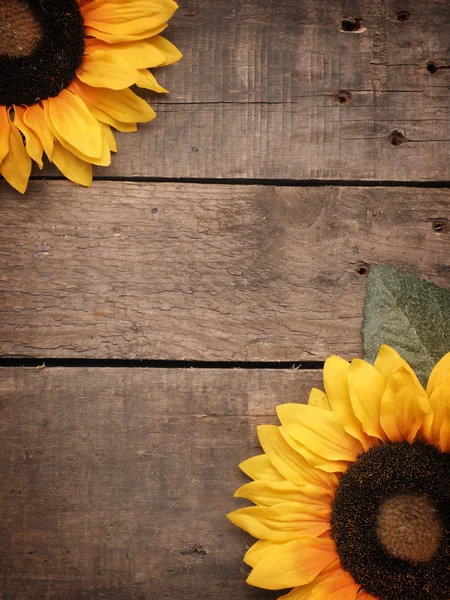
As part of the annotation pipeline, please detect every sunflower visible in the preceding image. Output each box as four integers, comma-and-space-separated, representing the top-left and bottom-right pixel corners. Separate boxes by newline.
0, 0, 182, 193
228, 345, 450, 600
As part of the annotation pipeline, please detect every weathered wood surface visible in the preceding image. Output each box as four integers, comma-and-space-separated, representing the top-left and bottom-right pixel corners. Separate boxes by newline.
42, 0, 450, 180
0, 367, 322, 599
1, 181, 449, 361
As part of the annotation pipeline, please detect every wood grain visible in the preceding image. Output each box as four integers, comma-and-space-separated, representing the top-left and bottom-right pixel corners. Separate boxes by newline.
1, 181, 450, 361
41, 0, 450, 181
0, 367, 322, 599
2, 4, 449, 599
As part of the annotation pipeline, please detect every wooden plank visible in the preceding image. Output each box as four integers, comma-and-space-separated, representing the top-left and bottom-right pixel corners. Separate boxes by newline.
106, 94, 450, 181
42, 0, 450, 180
1, 181, 450, 361
0, 367, 322, 599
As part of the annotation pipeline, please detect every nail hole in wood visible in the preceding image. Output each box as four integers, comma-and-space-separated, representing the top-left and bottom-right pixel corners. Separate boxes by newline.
432, 220, 448, 233
396, 11, 410, 22
356, 265, 370, 276
335, 90, 352, 104
340, 17, 364, 32
427, 62, 438, 74
389, 130, 406, 146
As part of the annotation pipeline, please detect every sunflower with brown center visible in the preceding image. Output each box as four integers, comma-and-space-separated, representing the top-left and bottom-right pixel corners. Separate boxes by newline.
228, 345, 450, 600
0, 0, 182, 193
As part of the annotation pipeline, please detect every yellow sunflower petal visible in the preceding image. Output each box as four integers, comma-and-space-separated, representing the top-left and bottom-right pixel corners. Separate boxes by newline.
276, 404, 364, 463
84, 21, 168, 44
99, 123, 118, 153
244, 540, 281, 568
257, 425, 338, 492
72, 80, 155, 123
311, 566, 359, 600
147, 34, 183, 66
136, 68, 168, 92
278, 583, 318, 600
324, 356, 370, 449
348, 359, 387, 441
308, 388, 331, 410
374, 344, 413, 377
22, 104, 55, 159
235, 480, 331, 509
247, 537, 337, 590
45, 90, 103, 159
0, 106, 11, 164
278, 560, 342, 600
84, 37, 167, 69
380, 366, 431, 443
427, 352, 450, 396
77, 51, 139, 90
426, 376, 450, 451
239, 454, 285, 483
13, 106, 44, 168
0, 117, 32, 194
50, 143, 93, 187
43, 105, 111, 167
82, 101, 138, 132
82, 0, 178, 40
228, 502, 330, 541
279, 426, 349, 474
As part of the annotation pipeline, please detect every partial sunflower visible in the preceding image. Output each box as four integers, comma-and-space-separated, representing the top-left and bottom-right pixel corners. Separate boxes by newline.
0, 0, 182, 193
228, 345, 450, 600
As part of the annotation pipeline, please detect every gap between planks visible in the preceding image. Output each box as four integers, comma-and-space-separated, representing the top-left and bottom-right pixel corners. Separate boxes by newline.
28, 177, 450, 188
0, 358, 325, 369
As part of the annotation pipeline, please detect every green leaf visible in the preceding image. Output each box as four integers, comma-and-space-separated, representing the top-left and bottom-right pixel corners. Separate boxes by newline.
363, 265, 450, 386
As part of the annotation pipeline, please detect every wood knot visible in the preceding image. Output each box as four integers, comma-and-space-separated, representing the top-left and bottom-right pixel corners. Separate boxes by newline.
396, 11, 410, 22
389, 130, 407, 146
340, 17, 366, 33
334, 90, 352, 104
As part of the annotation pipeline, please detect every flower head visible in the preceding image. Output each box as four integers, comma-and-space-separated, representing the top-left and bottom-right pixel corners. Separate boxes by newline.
228, 345, 450, 600
0, 0, 182, 193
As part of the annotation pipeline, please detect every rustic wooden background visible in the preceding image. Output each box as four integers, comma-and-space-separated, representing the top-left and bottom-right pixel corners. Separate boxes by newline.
1, 0, 450, 598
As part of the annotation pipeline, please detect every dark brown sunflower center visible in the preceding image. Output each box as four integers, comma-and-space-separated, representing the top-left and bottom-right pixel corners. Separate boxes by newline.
0, 0, 85, 107
0, 0, 43, 58
331, 441, 450, 600
377, 494, 443, 562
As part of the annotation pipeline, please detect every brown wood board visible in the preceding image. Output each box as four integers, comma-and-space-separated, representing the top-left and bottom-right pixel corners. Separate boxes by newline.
0, 367, 323, 599
2, 1, 450, 598
39, 0, 450, 181
1, 181, 449, 361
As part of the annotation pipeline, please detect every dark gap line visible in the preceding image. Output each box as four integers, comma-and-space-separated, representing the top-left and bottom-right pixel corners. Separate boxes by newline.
0, 358, 325, 370
30, 176, 450, 188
